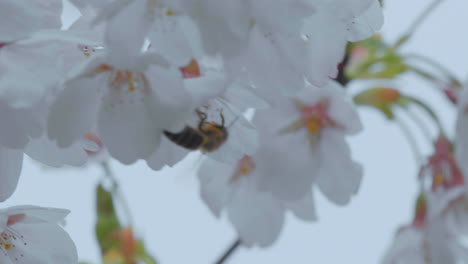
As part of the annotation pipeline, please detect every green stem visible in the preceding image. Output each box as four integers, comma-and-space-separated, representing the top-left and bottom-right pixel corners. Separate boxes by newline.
393, 0, 443, 49
406, 65, 438, 82
404, 97, 445, 135
100, 162, 134, 227
395, 117, 423, 165
406, 53, 461, 85
401, 108, 434, 144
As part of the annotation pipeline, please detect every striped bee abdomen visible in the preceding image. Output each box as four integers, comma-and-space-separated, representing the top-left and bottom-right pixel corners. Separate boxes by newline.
163, 126, 204, 150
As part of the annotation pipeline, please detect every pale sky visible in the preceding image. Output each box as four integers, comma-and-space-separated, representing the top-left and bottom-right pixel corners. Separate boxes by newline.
5, 0, 468, 263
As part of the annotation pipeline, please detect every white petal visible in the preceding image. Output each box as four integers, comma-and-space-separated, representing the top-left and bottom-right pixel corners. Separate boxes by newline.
146, 65, 192, 132
0, 101, 42, 149
184, 0, 250, 57
25, 136, 88, 168
254, 133, 320, 201
146, 137, 189, 171
302, 14, 348, 86
285, 190, 317, 221
0, 147, 23, 202
12, 222, 78, 264
185, 73, 227, 109
347, 0, 384, 42
324, 81, 363, 134
148, 16, 194, 66
103, 0, 153, 69
228, 184, 285, 247
98, 95, 161, 164
197, 158, 233, 217
48, 72, 104, 147
0, 0, 62, 42
222, 82, 270, 111
316, 130, 363, 205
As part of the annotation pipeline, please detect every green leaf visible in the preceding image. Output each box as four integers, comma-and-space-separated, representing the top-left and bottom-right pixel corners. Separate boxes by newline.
95, 184, 122, 254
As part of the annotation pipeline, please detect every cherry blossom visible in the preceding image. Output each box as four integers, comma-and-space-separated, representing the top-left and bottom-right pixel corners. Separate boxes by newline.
198, 155, 316, 247
0, 206, 78, 264
253, 81, 363, 203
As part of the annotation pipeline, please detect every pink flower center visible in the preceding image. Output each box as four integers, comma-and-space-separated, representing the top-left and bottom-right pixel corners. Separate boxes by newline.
0, 214, 27, 258
298, 100, 336, 134
94, 65, 148, 93
421, 136, 464, 190
84, 133, 104, 155
179, 59, 201, 79
230, 155, 255, 183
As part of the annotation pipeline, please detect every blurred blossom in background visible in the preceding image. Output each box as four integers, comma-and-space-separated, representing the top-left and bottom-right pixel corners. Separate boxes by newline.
3, 0, 468, 263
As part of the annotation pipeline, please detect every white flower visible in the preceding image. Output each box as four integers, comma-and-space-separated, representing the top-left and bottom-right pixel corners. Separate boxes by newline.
48, 1, 193, 164
382, 205, 468, 264
175, 0, 315, 57
198, 155, 316, 247
0, 206, 78, 264
253, 81, 363, 203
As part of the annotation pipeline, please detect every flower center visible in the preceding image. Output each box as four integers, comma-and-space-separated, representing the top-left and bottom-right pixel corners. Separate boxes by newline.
0, 214, 27, 259
230, 155, 255, 183
179, 59, 201, 79
94, 65, 148, 93
298, 100, 335, 134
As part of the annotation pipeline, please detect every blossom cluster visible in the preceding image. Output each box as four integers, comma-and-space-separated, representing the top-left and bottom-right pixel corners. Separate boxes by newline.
382, 88, 468, 263
0, 0, 384, 261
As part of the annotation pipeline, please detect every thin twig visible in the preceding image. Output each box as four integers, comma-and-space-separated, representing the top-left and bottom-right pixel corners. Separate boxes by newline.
215, 239, 242, 264
406, 0, 443, 36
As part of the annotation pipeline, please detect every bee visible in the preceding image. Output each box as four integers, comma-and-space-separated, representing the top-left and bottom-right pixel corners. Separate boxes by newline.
163, 109, 228, 152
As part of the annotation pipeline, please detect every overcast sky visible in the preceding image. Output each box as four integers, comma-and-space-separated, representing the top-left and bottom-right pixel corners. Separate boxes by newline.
4, 0, 468, 263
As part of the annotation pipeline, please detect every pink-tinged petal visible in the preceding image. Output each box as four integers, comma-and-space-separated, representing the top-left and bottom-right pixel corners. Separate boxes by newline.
316, 130, 363, 205
48, 73, 104, 148
0, 147, 23, 202
3, 206, 69, 224
0, 0, 62, 42
382, 227, 425, 264
228, 184, 285, 247
346, 0, 384, 42
25, 136, 88, 168
103, 0, 153, 69
146, 137, 189, 171
98, 95, 161, 164
198, 158, 233, 217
